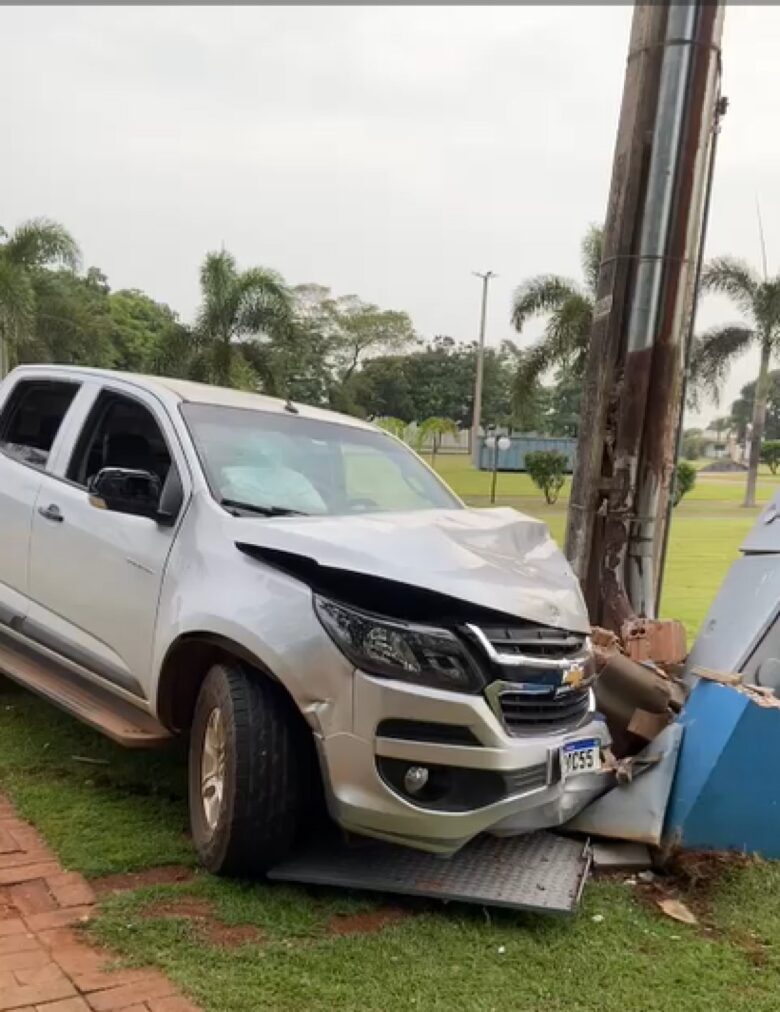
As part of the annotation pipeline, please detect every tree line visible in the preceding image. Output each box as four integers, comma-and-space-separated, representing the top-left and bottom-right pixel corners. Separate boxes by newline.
505, 224, 780, 508
2, 217, 777, 505
0, 217, 578, 434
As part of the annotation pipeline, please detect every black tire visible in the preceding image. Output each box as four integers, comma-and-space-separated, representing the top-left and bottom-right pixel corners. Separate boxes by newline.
188, 662, 309, 876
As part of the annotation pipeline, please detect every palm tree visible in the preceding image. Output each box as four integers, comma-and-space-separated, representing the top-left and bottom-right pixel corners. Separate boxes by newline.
195, 250, 292, 388
510, 225, 603, 413
0, 219, 81, 376
417, 416, 459, 468
690, 257, 780, 507
375, 416, 408, 440
708, 415, 732, 439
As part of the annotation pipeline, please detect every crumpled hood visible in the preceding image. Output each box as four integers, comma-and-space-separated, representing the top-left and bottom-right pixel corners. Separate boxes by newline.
232, 507, 590, 634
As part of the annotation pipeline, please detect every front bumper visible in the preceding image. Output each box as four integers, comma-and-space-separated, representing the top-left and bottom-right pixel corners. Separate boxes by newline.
316, 670, 611, 855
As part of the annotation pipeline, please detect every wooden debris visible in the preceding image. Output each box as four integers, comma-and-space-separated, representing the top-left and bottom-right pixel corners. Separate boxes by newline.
738, 684, 780, 709
691, 666, 780, 708
657, 897, 698, 925
691, 666, 742, 687
592, 626, 622, 670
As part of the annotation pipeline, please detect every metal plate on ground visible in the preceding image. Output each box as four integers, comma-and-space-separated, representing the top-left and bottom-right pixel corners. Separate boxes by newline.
269, 831, 590, 915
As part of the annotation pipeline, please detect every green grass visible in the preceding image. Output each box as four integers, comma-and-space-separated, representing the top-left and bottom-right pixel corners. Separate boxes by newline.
0, 453, 777, 1010
87, 872, 780, 1012
0, 686, 193, 874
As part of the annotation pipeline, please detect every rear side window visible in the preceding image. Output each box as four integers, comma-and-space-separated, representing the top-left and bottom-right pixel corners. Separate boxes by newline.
0, 380, 80, 469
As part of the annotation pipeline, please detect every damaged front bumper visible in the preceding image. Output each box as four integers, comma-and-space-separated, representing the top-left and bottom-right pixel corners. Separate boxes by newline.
316, 671, 612, 855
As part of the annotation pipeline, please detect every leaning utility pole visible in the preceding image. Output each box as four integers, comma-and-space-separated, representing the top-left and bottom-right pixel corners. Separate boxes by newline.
565, 1, 725, 629
471, 270, 496, 465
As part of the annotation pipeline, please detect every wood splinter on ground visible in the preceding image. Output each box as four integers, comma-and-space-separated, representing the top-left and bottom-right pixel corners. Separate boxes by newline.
656, 897, 699, 926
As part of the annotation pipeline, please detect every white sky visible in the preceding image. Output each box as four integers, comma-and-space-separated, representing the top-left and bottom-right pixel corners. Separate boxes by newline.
2, 5, 778, 425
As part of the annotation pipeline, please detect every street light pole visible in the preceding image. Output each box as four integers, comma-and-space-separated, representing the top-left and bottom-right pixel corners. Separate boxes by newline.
486, 431, 511, 504
471, 270, 496, 466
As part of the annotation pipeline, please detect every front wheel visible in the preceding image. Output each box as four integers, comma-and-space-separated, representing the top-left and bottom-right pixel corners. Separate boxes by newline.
188, 662, 308, 876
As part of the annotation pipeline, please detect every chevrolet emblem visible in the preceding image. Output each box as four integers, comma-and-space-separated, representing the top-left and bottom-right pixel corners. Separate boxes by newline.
562, 663, 585, 689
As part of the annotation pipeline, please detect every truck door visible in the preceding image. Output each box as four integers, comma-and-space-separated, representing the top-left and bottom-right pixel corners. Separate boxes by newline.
0, 377, 81, 628
27, 385, 189, 703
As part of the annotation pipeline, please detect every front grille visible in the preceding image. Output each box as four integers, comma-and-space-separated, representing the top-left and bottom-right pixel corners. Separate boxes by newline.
497, 687, 590, 736
478, 623, 586, 660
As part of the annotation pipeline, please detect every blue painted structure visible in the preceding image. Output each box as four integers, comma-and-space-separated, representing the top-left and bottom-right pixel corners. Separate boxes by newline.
478, 436, 577, 473
665, 679, 780, 858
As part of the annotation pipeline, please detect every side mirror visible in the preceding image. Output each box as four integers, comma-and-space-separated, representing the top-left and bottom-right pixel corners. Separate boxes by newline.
88, 467, 163, 521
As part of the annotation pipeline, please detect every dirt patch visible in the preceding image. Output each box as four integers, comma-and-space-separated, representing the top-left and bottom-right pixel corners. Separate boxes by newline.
328, 906, 410, 937
651, 849, 756, 916
92, 865, 196, 897
144, 896, 214, 920
205, 922, 264, 947
142, 894, 264, 949
629, 849, 763, 959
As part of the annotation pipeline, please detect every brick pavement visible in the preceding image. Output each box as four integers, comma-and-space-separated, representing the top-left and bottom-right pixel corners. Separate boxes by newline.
0, 794, 200, 1012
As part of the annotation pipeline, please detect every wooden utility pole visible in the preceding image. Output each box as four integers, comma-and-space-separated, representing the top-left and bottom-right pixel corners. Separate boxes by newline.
565, 2, 725, 629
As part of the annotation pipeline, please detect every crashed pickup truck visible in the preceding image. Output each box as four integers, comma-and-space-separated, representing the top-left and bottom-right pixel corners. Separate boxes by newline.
0, 365, 610, 875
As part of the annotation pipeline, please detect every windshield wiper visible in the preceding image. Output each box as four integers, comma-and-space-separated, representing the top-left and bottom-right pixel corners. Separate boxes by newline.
220, 498, 309, 518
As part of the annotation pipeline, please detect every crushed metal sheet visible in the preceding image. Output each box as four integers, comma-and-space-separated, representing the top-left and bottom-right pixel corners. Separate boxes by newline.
565, 723, 683, 846
269, 831, 591, 915
592, 841, 652, 871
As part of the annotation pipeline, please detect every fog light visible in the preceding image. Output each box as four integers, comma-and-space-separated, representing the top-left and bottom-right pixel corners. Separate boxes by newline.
404, 765, 429, 794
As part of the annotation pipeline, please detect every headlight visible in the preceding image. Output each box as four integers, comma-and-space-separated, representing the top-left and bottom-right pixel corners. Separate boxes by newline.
314, 595, 483, 693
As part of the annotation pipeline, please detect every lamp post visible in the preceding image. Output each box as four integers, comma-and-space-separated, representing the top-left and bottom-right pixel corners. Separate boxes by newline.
485, 432, 511, 504
471, 271, 497, 465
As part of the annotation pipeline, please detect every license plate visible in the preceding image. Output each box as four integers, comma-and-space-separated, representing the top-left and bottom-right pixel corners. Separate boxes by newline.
561, 738, 601, 778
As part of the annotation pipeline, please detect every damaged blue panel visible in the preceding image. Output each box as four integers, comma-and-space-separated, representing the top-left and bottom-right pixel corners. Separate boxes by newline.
665, 679, 780, 857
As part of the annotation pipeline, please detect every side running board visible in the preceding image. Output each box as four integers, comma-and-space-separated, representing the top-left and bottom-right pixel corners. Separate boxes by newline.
0, 633, 172, 748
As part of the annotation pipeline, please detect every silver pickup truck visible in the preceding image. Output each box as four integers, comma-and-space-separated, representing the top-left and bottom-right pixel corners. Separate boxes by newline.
0, 365, 609, 875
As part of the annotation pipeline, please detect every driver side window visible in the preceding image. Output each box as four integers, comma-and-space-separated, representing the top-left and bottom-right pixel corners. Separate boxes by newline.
67, 391, 172, 489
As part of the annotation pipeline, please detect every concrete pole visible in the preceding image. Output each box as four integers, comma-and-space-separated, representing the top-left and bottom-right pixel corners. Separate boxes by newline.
471, 271, 496, 466
565, 1, 725, 629
565, 3, 669, 625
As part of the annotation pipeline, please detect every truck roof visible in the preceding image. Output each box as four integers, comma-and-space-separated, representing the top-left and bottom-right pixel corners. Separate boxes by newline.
10, 365, 376, 431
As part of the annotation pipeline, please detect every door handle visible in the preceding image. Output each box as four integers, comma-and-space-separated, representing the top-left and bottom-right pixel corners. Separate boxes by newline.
38, 504, 64, 523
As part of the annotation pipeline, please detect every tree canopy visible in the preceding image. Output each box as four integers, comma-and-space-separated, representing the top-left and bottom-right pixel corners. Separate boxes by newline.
510, 224, 603, 415
728, 370, 780, 442
0, 218, 81, 374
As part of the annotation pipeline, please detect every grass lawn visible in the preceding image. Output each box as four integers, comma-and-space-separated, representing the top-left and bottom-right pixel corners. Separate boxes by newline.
0, 454, 777, 1011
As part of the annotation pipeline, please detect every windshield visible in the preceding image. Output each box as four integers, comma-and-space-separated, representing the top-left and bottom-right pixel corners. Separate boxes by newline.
181, 404, 462, 517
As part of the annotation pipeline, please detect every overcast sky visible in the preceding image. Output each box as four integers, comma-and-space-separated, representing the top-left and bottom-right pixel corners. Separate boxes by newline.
2, 5, 778, 424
